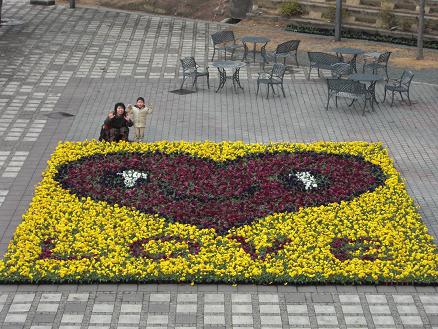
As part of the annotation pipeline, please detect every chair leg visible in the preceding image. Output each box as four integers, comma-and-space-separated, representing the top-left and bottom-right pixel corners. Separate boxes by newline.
256, 82, 260, 96
307, 67, 312, 80
295, 53, 299, 67
281, 84, 286, 97
266, 84, 270, 99
399, 92, 404, 102
407, 91, 412, 106
335, 96, 338, 108
362, 98, 367, 116
383, 87, 387, 102
390, 91, 395, 107
271, 84, 275, 95
385, 67, 389, 81
211, 49, 215, 61
180, 76, 186, 90
192, 77, 197, 90
207, 74, 210, 89
326, 95, 331, 110
317, 68, 320, 77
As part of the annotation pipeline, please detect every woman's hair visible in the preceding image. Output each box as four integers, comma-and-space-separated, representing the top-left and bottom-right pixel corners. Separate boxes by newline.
113, 102, 126, 116
137, 97, 145, 103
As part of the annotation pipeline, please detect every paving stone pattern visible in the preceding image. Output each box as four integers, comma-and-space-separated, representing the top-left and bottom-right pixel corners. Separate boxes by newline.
1, 0, 438, 327
0, 288, 437, 328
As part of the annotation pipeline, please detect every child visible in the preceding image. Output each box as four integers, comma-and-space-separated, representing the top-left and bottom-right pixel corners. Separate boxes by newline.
100, 102, 133, 142
127, 97, 153, 142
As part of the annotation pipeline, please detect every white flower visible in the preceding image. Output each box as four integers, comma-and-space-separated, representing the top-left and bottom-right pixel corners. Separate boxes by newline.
291, 171, 318, 190
117, 170, 148, 188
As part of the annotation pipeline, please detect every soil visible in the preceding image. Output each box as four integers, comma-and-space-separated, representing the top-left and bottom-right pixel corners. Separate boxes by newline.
56, 0, 438, 69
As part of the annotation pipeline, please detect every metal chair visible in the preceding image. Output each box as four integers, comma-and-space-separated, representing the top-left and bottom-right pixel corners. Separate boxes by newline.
179, 57, 209, 90
383, 70, 414, 106
326, 78, 373, 115
307, 52, 342, 79
256, 63, 287, 99
330, 63, 353, 79
263, 40, 300, 67
363, 51, 391, 80
210, 30, 244, 61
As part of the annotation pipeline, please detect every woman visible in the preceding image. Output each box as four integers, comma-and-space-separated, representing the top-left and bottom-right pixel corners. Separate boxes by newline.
100, 103, 133, 142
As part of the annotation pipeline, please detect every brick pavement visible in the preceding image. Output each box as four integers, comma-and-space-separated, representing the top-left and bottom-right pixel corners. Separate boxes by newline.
0, 0, 438, 327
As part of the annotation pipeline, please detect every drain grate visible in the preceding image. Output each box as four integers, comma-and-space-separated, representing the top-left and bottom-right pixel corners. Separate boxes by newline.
169, 89, 196, 95
45, 112, 75, 119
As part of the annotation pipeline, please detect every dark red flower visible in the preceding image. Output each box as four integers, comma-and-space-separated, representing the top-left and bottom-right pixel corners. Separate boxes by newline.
55, 151, 385, 234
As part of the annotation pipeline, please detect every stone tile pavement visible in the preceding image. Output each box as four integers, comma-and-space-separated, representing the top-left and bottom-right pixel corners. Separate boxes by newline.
1, 287, 438, 328
1, 0, 438, 327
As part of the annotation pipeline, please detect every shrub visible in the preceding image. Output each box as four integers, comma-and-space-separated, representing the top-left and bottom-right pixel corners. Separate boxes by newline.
321, 6, 348, 23
399, 18, 412, 32
280, 1, 304, 17
285, 23, 438, 50
379, 9, 398, 29
425, 19, 438, 32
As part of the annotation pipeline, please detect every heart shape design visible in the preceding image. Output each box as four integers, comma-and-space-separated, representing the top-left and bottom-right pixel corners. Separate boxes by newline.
54, 151, 385, 233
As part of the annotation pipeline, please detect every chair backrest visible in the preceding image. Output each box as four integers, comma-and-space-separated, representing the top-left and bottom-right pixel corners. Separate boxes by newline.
377, 51, 391, 64
211, 30, 236, 46
276, 40, 300, 55
331, 63, 352, 78
308, 52, 340, 66
327, 78, 366, 94
400, 70, 414, 88
271, 63, 286, 80
180, 57, 197, 72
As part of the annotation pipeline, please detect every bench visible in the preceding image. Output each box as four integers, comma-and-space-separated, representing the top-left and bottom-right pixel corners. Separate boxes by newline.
308, 52, 342, 79
326, 78, 373, 115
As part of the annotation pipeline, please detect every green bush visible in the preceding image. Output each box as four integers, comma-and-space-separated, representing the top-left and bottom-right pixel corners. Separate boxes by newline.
285, 23, 438, 50
280, 1, 304, 17
379, 9, 398, 29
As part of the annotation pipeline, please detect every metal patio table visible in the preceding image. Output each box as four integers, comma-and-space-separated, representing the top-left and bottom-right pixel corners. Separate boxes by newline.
211, 60, 246, 93
362, 51, 383, 69
332, 47, 364, 73
241, 36, 270, 63
349, 73, 384, 106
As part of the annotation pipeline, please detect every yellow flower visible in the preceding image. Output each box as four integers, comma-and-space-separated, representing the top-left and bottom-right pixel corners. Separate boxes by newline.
0, 141, 436, 284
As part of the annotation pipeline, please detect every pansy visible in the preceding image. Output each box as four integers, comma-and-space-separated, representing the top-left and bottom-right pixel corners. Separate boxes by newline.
0, 140, 436, 284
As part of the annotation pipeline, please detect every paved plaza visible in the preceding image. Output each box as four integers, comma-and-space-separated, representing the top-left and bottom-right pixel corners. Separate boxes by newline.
1, 0, 438, 327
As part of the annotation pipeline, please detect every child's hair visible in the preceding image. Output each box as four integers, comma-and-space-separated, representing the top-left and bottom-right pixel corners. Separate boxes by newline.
113, 102, 126, 115
137, 97, 145, 103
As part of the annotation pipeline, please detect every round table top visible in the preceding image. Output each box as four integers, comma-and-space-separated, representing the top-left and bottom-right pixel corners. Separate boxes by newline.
349, 73, 384, 82
211, 60, 246, 69
332, 47, 364, 55
241, 35, 270, 44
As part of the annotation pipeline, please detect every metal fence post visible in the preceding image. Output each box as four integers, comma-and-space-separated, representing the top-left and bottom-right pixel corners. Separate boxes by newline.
335, 0, 342, 41
417, 0, 425, 60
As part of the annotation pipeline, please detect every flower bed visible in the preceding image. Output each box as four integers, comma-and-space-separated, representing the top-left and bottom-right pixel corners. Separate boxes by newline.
0, 141, 437, 284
